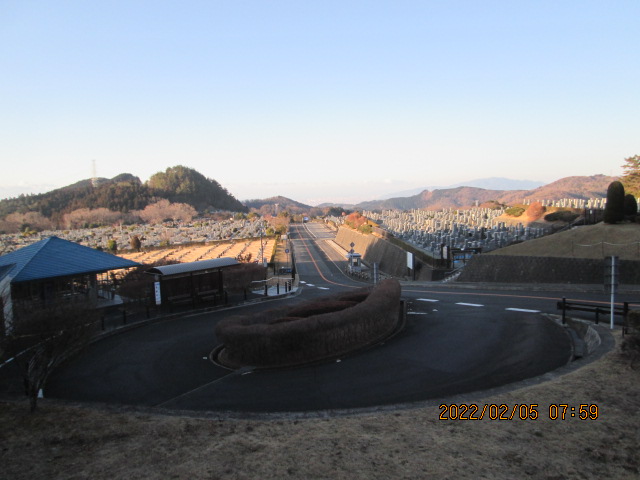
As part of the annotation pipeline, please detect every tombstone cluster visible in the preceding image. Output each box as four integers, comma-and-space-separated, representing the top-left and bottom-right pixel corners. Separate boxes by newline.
522, 198, 607, 209
362, 208, 550, 257
0, 218, 269, 254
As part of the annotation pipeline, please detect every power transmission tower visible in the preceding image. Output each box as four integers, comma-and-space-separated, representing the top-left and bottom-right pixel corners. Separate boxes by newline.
91, 159, 98, 187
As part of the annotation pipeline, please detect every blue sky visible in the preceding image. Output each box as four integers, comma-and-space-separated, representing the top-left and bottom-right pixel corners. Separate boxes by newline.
1, 1, 638, 205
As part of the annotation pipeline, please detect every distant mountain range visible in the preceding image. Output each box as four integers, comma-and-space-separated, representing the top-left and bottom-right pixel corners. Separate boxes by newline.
243, 196, 314, 216
380, 177, 546, 199
354, 175, 615, 211
0, 171, 616, 222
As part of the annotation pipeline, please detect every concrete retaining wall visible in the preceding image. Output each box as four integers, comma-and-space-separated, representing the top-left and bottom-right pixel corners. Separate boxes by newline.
458, 255, 640, 284
334, 227, 440, 280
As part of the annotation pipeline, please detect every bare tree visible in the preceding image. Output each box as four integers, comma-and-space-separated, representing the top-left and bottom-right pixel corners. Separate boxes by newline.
1, 212, 53, 233
62, 208, 123, 229
135, 200, 197, 224
8, 301, 98, 412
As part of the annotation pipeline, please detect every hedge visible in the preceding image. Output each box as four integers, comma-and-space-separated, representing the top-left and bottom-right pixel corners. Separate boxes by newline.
215, 279, 401, 368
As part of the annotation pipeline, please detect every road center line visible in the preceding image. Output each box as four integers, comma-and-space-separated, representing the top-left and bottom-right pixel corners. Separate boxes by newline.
456, 302, 484, 307
417, 298, 439, 302
506, 308, 541, 313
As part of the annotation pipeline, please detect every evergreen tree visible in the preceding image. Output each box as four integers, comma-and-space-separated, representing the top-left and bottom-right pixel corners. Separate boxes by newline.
624, 194, 638, 219
621, 154, 640, 197
603, 181, 625, 224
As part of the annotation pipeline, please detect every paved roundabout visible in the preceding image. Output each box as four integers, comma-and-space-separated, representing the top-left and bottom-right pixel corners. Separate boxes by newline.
45, 297, 574, 414
43, 223, 592, 416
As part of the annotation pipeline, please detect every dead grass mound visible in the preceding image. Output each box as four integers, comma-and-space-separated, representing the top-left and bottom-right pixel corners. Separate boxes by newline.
487, 222, 640, 260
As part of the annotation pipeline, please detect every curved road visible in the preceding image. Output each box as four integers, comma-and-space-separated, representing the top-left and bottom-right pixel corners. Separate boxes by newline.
46, 223, 614, 414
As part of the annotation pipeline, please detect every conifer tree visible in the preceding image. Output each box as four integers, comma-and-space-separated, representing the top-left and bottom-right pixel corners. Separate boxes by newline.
624, 194, 638, 219
603, 181, 625, 224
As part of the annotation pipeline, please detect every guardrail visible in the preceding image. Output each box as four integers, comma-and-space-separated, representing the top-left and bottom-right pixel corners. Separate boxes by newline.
557, 297, 633, 334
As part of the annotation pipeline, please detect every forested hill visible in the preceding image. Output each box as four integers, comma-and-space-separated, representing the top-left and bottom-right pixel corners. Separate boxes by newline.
243, 196, 313, 216
0, 166, 247, 221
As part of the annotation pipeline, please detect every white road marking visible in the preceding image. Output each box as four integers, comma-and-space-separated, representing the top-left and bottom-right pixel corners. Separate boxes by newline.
456, 302, 484, 307
307, 284, 315, 287
317, 287, 330, 290
506, 308, 541, 313
408, 312, 428, 315
417, 298, 439, 302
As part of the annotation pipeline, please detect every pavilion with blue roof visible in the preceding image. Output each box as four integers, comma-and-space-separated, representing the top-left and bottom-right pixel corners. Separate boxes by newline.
0, 236, 140, 332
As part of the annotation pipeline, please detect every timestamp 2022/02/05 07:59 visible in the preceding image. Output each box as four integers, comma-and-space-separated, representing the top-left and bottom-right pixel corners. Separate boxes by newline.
438, 404, 599, 421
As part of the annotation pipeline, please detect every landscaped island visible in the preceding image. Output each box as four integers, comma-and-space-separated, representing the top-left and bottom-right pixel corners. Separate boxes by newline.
215, 279, 402, 368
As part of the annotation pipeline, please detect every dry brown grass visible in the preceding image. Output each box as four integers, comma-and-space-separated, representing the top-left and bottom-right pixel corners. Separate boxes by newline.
488, 222, 640, 260
1, 330, 639, 480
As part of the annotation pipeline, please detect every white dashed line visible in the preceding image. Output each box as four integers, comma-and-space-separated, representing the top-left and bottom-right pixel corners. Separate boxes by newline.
456, 302, 484, 307
417, 298, 439, 303
306, 284, 315, 287
506, 308, 541, 313
408, 312, 428, 315
317, 287, 330, 290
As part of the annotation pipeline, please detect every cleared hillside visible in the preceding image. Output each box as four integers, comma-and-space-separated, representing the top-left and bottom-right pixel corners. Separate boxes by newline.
487, 222, 640, 260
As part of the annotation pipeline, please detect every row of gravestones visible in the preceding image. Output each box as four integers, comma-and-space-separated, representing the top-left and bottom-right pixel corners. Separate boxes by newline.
365, 208, 505, 233
521, 198, 608, 208
328, 208, 550, 258
0, 218, 269, 254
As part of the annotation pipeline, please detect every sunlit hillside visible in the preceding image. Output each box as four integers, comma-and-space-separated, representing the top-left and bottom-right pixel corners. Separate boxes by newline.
487, 222, 640, 260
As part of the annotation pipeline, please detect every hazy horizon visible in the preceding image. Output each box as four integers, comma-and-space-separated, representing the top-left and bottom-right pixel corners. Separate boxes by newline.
1, 2, 636, 205
0, 170, 609, 208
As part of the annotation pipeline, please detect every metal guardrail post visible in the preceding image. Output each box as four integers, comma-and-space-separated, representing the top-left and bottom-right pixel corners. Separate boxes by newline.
561, 297, 566, 324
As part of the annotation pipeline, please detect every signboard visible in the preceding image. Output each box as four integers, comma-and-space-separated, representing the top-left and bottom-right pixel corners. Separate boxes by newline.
407, 252, 414, 269
154, 281, 162, 305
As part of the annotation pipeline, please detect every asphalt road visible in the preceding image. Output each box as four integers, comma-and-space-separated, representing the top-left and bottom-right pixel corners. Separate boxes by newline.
45, 222, 623, 414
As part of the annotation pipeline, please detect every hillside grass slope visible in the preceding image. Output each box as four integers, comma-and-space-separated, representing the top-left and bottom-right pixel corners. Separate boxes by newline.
487, 223, 640, 260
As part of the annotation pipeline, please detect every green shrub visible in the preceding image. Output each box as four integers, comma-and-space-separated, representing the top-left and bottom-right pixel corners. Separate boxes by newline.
505, 207, 525, 217
544, 210, 580, 222
358, 224, 373, 234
